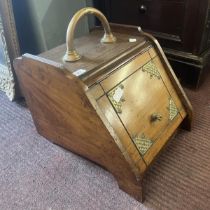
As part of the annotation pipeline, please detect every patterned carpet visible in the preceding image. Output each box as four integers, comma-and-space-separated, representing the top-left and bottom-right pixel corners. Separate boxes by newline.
0, 72, 210, 210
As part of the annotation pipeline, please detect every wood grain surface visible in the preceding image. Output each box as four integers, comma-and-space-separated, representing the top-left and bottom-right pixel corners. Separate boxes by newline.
14, 27, 192, 202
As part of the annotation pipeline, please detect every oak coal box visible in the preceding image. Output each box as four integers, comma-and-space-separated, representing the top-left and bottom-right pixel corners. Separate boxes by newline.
14, 8, 192, 202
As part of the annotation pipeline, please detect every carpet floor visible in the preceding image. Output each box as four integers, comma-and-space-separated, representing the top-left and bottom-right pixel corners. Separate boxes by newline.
0, 72, 210, 210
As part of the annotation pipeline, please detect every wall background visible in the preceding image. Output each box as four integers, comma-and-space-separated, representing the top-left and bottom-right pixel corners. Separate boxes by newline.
12, 0, 94, 54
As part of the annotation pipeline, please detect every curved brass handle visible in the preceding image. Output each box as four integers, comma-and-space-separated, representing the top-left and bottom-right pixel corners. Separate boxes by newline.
63, 7, 117, 62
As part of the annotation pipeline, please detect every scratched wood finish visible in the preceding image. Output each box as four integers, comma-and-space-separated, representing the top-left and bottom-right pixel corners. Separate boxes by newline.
14, 27, 192, 202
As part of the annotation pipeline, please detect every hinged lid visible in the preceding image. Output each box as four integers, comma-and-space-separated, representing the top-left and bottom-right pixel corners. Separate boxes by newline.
40, 28, 148, 83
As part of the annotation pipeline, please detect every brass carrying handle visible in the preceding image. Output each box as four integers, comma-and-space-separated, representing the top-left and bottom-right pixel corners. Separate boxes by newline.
63, 7, 117, 62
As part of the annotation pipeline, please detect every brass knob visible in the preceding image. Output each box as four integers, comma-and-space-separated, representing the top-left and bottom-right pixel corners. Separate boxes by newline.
150, 113, 162, 122
139, 5, 147, 14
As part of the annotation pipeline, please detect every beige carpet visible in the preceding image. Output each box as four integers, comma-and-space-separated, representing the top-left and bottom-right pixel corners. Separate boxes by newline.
0, 72, 210, 210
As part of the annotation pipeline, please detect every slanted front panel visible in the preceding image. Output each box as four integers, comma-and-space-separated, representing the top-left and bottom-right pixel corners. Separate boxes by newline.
96, 48, 186, 164
106, 63, 180, 147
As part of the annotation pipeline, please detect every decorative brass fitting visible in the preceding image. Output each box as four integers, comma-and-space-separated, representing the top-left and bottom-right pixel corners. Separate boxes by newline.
63, 7, 116, 62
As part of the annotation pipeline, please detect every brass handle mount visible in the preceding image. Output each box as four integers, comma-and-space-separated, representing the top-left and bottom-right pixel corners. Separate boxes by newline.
63, 7, 117, 62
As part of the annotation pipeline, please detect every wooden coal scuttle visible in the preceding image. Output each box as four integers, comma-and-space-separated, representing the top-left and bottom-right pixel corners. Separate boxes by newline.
14, 8, 193, 202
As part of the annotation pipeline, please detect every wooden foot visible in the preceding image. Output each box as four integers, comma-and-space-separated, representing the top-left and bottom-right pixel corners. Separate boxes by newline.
117, 178, 144, 202
181, 115, 193, 131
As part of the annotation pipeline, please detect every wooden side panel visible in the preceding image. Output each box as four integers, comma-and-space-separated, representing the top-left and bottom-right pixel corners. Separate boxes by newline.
14, 54, 145, 202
